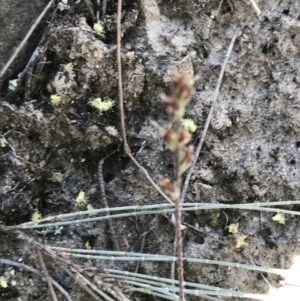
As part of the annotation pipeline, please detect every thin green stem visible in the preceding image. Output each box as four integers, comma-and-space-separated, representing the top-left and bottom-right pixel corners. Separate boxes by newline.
120, 276, 264, 300
54, 252, 286, 276
103, 272, 243, 299
17, 202, 300, 229
129, 287, 178, 301
19, 200, 300, 227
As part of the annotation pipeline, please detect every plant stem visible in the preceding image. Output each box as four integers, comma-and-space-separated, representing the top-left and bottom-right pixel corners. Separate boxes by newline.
116, 0, 173, 205
173, 119, 185, 301
37, 250, 58, 301
174, 197, 184, 301
16, 202, 300, 229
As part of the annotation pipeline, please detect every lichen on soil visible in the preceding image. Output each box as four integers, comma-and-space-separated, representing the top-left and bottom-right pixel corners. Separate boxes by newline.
1, 0, 300, 300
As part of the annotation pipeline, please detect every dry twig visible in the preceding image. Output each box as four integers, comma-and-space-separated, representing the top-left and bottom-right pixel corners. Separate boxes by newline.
0, 0, 55, 79
116, 0, 173, 205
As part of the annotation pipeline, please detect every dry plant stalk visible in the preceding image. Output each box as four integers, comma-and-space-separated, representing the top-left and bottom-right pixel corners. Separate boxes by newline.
116, 0, 173, 205
117, 3, 193, 298
156, 73, 195, 301
37, 249, 58, 301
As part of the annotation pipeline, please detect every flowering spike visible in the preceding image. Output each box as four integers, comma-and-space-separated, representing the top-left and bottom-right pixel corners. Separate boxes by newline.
158, 178, 180, 202
172, 72, 194, 101
157, 127, 179, 151
161, 72, 194, 120
153, 122, 191, 151
178, 145, 194, 175
176, 128, 192, 145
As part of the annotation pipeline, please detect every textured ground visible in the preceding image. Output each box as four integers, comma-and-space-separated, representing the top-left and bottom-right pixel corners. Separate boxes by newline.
1, 0, 300, 300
